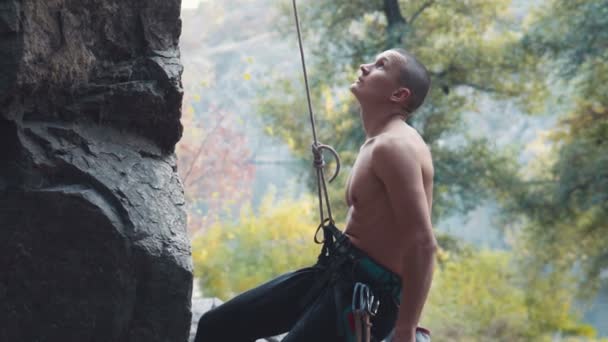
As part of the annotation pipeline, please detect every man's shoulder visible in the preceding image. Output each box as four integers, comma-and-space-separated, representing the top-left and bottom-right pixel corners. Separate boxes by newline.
371, 130, 432, 169
371, 134, 416, 166
372, 131, 418, 155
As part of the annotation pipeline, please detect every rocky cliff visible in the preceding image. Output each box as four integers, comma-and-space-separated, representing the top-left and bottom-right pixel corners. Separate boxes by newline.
0, 1, 192, 341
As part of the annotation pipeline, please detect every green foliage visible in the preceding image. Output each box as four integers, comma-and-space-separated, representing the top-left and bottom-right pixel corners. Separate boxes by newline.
259, 0, 531, 224
192, 188, 321, 299
188, 0, 608, 337
504, 0, 608, 295
425, 249, 597, 341
193, 199, 597, 340
432, 137, 521, 220
523, 0, 608, 78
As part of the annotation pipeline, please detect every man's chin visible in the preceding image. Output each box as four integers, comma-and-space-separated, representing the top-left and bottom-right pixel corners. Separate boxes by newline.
351, 84, 366, 101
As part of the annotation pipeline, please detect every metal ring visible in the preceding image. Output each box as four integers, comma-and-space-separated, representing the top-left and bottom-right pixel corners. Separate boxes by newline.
316, 144, 341, 183
313, 217, 335, 244
352, 282, 379, 316
311, 143, 341, 183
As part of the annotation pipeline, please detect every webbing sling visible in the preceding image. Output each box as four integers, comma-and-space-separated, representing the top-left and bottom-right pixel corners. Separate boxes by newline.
298, 221, 351, 309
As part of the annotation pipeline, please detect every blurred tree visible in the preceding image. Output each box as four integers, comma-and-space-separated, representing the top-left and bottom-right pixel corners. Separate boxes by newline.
192, 187, 320, 299
258, 0, 533, 225
179, 0, 277, 234
425, 248, 596, 341
183, 0, 608, 337
193, 200, 597, 340
177, 76, 256, 234
505, 0, 608, 295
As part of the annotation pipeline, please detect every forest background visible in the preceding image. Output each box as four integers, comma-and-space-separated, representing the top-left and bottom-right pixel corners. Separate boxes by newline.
177, 0, 608, 340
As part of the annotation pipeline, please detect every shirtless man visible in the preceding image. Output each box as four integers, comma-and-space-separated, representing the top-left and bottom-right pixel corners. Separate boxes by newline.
345, 48, 436, 342
194, 49, 435, 342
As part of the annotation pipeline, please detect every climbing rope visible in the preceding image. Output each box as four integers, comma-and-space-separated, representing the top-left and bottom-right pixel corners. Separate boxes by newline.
291, 0, 341, 228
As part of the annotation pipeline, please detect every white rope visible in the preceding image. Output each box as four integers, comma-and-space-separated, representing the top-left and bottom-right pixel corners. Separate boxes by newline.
291, 0, 341, 226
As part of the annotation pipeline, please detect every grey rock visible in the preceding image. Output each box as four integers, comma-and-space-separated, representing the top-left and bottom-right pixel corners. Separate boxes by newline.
0, 0, 191, 341
0, 1, 20, 34
190, 297, 224, 342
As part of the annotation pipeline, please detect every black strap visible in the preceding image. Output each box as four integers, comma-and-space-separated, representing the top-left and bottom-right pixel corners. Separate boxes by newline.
298, 222, 348, 308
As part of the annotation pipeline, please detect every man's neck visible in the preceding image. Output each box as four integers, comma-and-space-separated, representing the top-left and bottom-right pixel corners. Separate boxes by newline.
360, 104, 406, 139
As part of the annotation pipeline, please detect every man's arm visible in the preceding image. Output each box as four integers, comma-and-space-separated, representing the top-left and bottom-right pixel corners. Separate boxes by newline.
372, 138, 437, 342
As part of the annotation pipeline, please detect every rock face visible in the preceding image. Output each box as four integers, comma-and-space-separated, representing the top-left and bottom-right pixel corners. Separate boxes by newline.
0, 1, 192, 341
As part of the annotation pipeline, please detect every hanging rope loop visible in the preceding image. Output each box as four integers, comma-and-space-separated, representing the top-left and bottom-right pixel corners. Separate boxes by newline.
311, 143, 341, 183
314, 217, 334, 244
311, 143, 325, 169
292, 0, 341, 226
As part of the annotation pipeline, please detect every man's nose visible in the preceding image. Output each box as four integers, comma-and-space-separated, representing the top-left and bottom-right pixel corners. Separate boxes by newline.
360, 64, 369, 75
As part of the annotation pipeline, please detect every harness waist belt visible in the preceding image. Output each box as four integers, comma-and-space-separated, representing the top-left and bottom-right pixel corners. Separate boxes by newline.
325, 224, 402, 303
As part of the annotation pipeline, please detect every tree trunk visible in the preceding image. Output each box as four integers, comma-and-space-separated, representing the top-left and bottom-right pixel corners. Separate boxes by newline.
383, 0, 407, 48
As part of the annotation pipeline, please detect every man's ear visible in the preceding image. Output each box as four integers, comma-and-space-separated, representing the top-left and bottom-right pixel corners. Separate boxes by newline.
390, 87, 411, 105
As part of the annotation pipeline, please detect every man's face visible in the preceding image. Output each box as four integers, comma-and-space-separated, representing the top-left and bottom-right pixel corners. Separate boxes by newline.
350, 50, 406, 104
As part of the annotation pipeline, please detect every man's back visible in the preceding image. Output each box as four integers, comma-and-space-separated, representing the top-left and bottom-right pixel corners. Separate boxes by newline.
344, 121, 434, 278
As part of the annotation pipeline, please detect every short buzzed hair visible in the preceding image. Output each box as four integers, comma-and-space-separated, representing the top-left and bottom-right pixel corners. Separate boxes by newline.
392, 48, 431, 117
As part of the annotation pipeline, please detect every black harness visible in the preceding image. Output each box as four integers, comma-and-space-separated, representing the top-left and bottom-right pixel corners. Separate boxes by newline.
299, 221, 385, 340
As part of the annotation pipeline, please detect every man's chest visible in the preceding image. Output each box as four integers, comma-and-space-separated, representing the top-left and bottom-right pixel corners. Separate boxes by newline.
345, 150, 385, 207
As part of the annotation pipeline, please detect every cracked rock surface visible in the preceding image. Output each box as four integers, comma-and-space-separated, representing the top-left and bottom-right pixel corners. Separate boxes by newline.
0, 0, 192, 341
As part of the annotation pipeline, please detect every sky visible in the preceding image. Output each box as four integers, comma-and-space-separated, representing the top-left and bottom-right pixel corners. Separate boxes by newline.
182, 0, 206, 9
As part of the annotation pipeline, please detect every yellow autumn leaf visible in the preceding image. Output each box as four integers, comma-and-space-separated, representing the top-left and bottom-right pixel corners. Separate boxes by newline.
287, 136, 295, 149
323, 88, 334, 116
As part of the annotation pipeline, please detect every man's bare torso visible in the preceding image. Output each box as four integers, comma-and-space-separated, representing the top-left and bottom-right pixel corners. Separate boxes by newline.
344, 123, 433, 277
